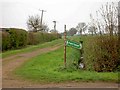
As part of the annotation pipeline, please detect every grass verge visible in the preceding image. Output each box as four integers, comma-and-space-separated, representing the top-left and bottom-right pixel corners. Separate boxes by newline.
14, 45, 118, 83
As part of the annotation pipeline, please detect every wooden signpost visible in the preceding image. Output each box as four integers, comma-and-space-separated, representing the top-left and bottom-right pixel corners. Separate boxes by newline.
64, 25, 83, 68
64, 25, 67, 68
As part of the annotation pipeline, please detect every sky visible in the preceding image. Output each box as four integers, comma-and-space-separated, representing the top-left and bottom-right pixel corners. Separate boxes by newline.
0, 0, 119, 33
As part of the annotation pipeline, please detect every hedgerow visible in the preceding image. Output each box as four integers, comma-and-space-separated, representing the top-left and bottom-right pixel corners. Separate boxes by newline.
2, 31, 11, 51
83, 35, 119, 72
27, 32, 61, 45
8, 28, 28, 49
93, 36, 119, 72
2, 28, 61, 51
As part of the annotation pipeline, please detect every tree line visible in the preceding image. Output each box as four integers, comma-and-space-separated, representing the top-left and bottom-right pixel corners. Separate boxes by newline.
64, 2, 118, 36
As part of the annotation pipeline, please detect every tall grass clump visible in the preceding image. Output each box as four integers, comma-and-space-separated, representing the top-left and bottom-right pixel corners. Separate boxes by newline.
67, 48, 81, 70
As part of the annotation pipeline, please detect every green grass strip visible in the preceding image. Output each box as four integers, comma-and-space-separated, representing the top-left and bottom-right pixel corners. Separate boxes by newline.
1, 39, 63, 58
15, 46, 118, 83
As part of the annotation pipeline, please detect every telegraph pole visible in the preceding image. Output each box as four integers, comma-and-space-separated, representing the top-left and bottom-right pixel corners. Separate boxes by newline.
39, 9, 46, 30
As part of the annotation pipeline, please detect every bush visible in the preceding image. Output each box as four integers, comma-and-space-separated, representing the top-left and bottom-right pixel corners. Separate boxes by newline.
2, 31, 11, 51
82, 36, 95, 71
84, 35, 119, 72
2, 28, 28, 51
28, 32, 38, 45
8, 28, 28, 49
28, 32, 61, 45
67, 48, 81, 70
93, 36, 119, 72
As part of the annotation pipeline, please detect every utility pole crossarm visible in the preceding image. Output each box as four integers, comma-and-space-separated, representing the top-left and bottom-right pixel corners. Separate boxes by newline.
39, 9, 46, 12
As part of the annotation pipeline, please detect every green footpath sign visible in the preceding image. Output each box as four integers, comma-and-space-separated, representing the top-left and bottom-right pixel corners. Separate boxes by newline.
66, 40, 82, 49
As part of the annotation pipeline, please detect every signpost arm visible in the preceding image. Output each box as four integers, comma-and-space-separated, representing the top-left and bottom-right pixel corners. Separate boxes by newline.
64, 25, 67, 68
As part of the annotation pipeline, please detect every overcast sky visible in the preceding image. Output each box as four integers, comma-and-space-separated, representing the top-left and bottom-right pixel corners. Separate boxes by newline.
0, 0, 118, 33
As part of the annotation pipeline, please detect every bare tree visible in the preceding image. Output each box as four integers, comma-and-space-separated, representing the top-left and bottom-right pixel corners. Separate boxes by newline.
42, 23, 49, 32
88, 25, 97, 35
76, 22, 86, 35
99, 2, 118, 36
89, 14, 99, 35
27, 15, 40, 32
90, 2, 118, 36
68, 27, 77, 36
27, 14, 49, 32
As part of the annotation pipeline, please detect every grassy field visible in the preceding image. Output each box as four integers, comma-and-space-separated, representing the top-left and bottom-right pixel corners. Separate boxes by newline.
1, 39, 63, 58
14, 40, 118, 83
